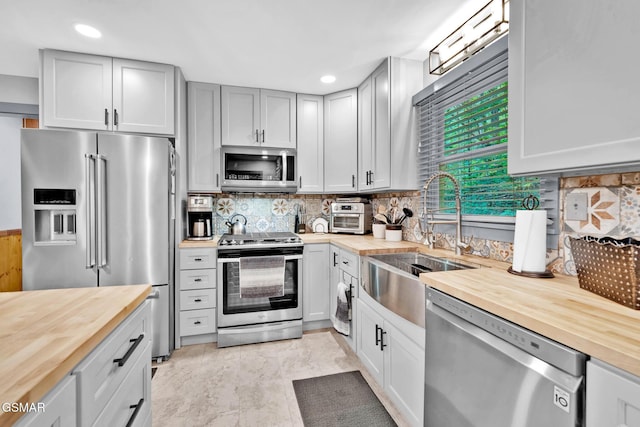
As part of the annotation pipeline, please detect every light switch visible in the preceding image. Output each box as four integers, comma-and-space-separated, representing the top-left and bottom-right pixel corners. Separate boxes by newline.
565, 193, 588, 221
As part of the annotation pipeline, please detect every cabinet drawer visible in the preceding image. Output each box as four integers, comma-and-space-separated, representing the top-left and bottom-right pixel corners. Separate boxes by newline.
180, 288, 216, 310
73, 301, 151, 427
92, 341, 151, 427
340, 250, 359, 278
179, 269, 216, 290
180, 309, 216, 336
180, 248, 216, 270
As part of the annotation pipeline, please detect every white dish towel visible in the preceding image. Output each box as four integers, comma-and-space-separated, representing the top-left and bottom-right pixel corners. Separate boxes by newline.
239, 256, 285, 298
333, 281, 351, 336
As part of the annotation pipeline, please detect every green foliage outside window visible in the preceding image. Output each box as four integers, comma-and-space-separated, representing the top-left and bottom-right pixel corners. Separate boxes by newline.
438, 81, 539, 216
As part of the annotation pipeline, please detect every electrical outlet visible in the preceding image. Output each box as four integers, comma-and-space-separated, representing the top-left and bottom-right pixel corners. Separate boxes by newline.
565, 193, 588, 221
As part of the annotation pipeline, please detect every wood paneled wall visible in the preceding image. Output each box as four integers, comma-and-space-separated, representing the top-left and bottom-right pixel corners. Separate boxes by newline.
0, 230, 22, 292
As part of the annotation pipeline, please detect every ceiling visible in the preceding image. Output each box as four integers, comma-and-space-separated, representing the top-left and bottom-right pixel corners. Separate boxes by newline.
1, 0, 480, 95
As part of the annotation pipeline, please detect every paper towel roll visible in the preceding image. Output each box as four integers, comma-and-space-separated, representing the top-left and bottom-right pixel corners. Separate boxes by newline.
512, 210, 547, 273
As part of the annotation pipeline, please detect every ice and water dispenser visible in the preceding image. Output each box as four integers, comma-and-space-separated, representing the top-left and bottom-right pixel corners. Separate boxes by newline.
33, 188, 77, 244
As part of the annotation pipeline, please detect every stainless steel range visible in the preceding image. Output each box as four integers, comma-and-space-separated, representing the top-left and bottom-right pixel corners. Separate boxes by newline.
217, 232, 303, 347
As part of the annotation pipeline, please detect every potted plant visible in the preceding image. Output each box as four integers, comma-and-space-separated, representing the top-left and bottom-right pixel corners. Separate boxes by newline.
373, 206, 413, 241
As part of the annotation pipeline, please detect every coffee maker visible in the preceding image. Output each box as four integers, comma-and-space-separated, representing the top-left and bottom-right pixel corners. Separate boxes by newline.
187, 195, 213, 240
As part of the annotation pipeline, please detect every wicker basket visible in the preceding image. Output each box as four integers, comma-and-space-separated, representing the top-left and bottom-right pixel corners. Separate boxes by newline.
570, 236, 640, 310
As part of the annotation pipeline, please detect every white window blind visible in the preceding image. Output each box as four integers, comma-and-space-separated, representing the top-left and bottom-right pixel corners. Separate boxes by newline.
414, 36, 559, 239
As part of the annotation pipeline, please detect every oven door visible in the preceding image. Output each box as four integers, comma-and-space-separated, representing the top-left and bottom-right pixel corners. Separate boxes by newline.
330, 214, 364, 234
217, 249, 303, 328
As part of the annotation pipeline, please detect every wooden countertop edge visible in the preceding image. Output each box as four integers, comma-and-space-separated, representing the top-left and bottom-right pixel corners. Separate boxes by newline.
0, 285, 150, 427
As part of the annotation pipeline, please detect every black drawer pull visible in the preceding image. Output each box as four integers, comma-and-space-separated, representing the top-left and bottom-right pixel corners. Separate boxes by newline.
126, 398, 144, 427
194, 258, 202, 262
194, 278, 202, 282
194, 298, 202, 302
194, 320, 201, 325
380, 329, 387, 350
113, 334, 144, 367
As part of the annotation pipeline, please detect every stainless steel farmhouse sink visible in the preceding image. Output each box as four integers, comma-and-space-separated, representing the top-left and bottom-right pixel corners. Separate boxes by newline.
360, 253, 476, 328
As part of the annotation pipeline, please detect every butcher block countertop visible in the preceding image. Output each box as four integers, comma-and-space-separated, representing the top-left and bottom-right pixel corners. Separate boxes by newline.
420, 267, 640, 378
0, 285, 151, 427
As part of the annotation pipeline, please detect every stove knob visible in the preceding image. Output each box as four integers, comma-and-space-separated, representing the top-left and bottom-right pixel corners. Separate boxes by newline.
230, 239, 237, 245
238, 240, 244, 245
220, 239, 228, 245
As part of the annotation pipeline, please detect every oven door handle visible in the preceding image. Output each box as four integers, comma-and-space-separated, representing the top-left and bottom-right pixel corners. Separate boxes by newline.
217, 254, 303, 264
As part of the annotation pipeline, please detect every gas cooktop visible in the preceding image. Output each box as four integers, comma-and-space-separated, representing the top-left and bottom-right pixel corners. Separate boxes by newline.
218, 232, 302, 247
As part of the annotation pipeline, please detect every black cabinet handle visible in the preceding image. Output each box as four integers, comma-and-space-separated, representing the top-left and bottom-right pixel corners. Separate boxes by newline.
352, 174, 355, 188
113, 334, 144, 367
375, 324, 381, 346
194, 320, 201, 325
114, 109, 119, 126
216, 173, 219, 188
194, 278, 202, 282
261, 130, 265, 142
104, 108, 109, 126
333, 252, 338, 267
255, 129, 259, 142
194, 298, 202, 303
380, 329, 387, 350
126, 398, 144, 427
194, 258, 202, 262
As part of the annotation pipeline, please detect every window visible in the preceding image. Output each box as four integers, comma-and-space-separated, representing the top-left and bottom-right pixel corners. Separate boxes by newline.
414, 36, 558, 242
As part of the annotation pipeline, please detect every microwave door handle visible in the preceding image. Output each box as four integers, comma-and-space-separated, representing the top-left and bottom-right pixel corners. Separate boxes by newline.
85, 154, 96, 269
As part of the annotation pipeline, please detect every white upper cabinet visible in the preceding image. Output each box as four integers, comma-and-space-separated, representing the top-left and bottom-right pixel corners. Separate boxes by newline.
187, 82, 221, 192
508, 0, 640, 175
296, 94, 324, 193
221, 86, 296, 148
324, 89, 358, 193
41, 49, 174, 135
358, 57, 421, 192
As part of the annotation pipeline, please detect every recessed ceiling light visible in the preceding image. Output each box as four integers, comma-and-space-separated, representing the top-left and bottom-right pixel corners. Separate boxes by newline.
320, 75, 336, 84
74, 24, 102, 39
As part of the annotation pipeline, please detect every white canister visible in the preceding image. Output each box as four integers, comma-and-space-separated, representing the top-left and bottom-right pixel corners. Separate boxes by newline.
385, 225, 402, 242
372, 223, 386, 239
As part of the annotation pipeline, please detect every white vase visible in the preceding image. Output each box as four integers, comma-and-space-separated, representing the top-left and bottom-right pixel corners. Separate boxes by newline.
372, 223, 386, 239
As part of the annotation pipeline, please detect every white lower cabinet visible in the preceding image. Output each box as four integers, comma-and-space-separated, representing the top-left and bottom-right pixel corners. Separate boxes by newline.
178, 248, 217, 342
302, 244, 331, 323
357, 293, 424, 427
14, 375, 77, 427
15, 301, 152, 427
587, 358, 640, 427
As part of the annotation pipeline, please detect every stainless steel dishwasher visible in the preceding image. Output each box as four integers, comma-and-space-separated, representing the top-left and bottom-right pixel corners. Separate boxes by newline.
425, 288, 586, 427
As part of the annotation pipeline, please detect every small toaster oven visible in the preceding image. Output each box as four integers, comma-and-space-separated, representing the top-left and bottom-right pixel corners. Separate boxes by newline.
330, 201, 372, 234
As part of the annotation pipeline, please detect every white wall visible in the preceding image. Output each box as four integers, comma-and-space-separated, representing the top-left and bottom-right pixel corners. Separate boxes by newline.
0, 116, 22, 230
0, 74, 38, 105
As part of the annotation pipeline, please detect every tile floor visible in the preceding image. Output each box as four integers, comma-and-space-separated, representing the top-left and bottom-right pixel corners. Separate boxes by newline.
152, 330, 409, 426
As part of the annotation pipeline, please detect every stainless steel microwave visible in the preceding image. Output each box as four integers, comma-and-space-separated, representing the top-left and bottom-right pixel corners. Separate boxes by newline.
221, 146, 297, 193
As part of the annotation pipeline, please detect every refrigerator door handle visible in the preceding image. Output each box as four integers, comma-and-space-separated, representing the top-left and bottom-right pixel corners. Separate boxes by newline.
96, 154, 108, 269
85, 154, 97, 269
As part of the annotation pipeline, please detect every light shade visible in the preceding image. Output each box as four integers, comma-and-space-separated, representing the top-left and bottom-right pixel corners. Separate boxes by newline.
320, 75, 336, 84
429, 0, 509, 75
74, 24, 102, 39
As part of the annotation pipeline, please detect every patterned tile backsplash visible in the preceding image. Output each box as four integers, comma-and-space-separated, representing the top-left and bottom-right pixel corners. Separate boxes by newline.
197, 170, 640, 276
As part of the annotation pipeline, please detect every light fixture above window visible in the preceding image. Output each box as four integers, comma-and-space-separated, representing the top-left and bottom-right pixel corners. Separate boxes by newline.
429, 0, 509, 75
74, 23, 102, 39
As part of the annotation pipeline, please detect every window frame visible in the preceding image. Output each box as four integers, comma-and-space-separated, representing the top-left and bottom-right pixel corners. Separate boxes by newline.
412, 35, 559, 246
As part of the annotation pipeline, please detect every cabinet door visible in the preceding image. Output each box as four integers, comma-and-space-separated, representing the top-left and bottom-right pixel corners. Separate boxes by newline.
14, 375, 76, 427
586, 359, 640, 427
221, 86, 260, 146
357, 299, 384, 385
297, 94, 324, 193
509, 0, 640, 175
261, 89, 296, 148
371, 61, 390, 189
384, 321, 424, 427
187, 82, 221, 192
41, 49, 112, 131
324, 89, 358, 193
302, 244, 330, 322
112, 59, 175, 135
358, 76, 374, 191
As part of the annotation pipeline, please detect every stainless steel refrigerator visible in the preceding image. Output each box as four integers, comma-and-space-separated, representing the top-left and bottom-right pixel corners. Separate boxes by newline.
21, 128, 176, 360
